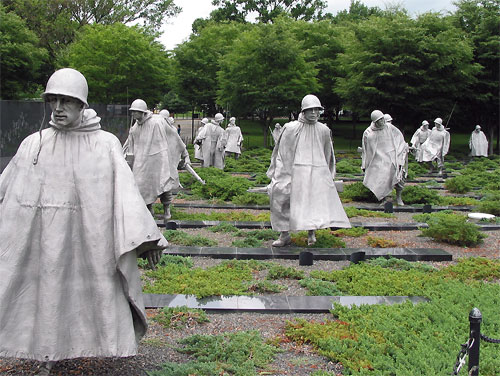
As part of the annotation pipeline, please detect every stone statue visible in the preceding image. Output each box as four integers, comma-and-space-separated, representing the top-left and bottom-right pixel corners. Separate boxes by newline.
198, 113, 226, 169
124, 99, 191, 221
271, 123, 282, 145
420, 117, 450, 175
267, 94, 350, 247
361, 111, 409, 206
469, 125, 488, 157
410, 120, 431, 162
159, 109, 177, 131
194, 117, 208, 161
0, 68, 167, 374
224, 117, 243, 159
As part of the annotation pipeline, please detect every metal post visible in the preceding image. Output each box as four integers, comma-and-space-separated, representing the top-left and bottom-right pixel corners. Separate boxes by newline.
469, 307, 482, 376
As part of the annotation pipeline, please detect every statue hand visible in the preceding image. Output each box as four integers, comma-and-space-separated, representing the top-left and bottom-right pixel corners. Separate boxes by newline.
146, 249, 162, 269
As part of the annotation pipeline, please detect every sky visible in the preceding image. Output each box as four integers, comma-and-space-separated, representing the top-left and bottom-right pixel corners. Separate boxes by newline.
159, 0, 457, 50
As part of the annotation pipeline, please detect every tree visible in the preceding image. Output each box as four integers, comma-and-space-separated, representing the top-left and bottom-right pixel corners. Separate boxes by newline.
211, 0, 327, 23
328, 0, 384, 23
60, 23, 170, 105
334, 13, 479, 133
217, 18, 319, 145
452, 0, 499, 151
171, 22, 246, 115
0, 4, 48, 99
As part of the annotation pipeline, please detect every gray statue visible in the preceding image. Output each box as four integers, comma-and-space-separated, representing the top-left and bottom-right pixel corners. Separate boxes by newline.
198, 113, 226, 169
124, 99, 191, 221
271, 123, 282, 145
194, 117, 208, 161
0, 68, 166, 374
420, 117, 450, 174
267, 94, 350, 247
224, 117, 243, 159
469, 125, 488, 157
410, 120, 431, 162
159, 108, 177, 131
361, 110, 408, 206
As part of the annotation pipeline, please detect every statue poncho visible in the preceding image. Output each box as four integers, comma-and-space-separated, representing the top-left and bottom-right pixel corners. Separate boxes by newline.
410, 126, 430, 162
198, 121, 225, 169
224, 124, 243, 154
362, 122, 408, 200
124, 112, 189, 205
194, 125, 205, 160
0, 109, 167, 361
266, 117, 350, 232
469, 130, 488, 157
421, 126, 450, 163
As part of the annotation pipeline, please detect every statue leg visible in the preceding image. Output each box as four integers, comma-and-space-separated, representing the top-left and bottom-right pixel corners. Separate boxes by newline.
272, 231, 291, 247
307, 230, 316, 246
38, 361, 56, 375
160, 191, 173, 222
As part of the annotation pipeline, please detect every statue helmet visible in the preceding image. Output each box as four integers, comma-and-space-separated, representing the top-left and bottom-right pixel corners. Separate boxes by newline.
475, 125, 481, 130
422, 120, 429, 126
129, 99, 148, 112
159, 109, 170, 118
434, 117, 443, 125
42, 68, 89, 107
301, 94, 323, 112
229, 117, 236, 122
214, 113, 224, 122
370, 110, 384, 122
384, 114, 393, 122
201, 117, 208, 124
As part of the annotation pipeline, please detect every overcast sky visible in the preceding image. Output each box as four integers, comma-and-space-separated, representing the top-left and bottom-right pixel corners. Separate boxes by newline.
159, 0, 457, 50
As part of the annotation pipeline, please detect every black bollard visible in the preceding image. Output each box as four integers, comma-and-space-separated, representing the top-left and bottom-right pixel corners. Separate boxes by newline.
423, 204, 432, 213
468, 308, 482, 376
384, 202, 393, 213
299, 251, 314, 266
165, 221, 178, 230
350, 251, 366, 264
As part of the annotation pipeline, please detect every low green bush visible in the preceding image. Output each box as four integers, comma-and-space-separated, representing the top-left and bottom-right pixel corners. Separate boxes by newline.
231, 237, 263, 248
477, 192, 500, 216
336, 159, 362, 174
208, 222, 239, 233
366, 236, 397, 248
339, 182, 379, 203
291, 229, 346, 248
445, 175, 474, 193
171, 207, 270, 222
418, 212, 487, 247
401, 185, 442, 205
332, 227, 368, 237
149, 330, 280, 376
267, 264, 305, 280
344, 207, 394, 218
253, 173, 271, 185
231, 192, 269, 206
438, 196, 479, 206
245, 280, 287, 293
152, 306, 209, 329
299, 278, 343, 296
163, 230, 217, 247
407, 162, 429, 177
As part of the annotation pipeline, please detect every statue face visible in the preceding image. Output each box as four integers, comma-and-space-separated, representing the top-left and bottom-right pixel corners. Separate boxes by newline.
423, 124, 428, 130
131, 111, 146, 123
46, 94, 83, 128
303, 108, 321, 123
374, 118, 385, 129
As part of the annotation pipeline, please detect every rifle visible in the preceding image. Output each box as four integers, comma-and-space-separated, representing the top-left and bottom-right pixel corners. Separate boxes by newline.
445, 102, 457, 129
185, 164, 206, 185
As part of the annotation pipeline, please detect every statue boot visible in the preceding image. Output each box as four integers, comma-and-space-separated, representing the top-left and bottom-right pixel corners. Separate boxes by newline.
378, 195, 392, 207
272, 231, 291, 247
37, 361, 55, 375
160, 191, 173, 223
307, 230, 316, 246
395, 188, 404, 206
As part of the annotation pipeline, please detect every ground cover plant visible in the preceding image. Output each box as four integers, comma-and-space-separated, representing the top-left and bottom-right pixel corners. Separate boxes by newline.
340, 182, 379, 203
285, 257, 500, 375
231, 192, 269, 205
477, 191, 500, 216
163, 229, 217, 247
332, 227, 369, 237
336, 158, 362, 174
366, 236, 397, 248
413, 212, 487, 246
291, 229, 346, 248
223, 147, 272, 174
344, 207, 394, 218
170, 207, 270, 222
152, 306, 209, 329
148, 330, 280, 376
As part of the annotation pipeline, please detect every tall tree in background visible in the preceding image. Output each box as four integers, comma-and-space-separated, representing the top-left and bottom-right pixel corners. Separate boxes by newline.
0, 4, 48, 99
334, 13, 479, 133
217, 18, 319, 145
452, 0, 499, 151
60, 23, 170, 105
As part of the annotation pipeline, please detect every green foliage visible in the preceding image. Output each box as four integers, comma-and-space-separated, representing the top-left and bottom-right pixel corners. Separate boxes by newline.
231, 237, 263, 248
344, 207, 394, 218
366, 257, 436, 272
291, 229, 346, 248
286, 257, 500, 375
267, 265, 305, 280
208, 222, 240, 233
336, 159, 362, 174
152, 306, 209, 329
231, 192, 270, 206
171, 207, 270, 222
143, 259, 269, 298
446, 169, 500, 193
299, 278, 343, 296
245, 280, 287, 293
224, 148, 272, 173
163, 230, 218, 247
231, 229, 279, 248
149, 330, 280, 376
418, 212, 487, 247
438, 196, 479, 206
157, 255, 194, 269
333, 227, 369, 237
253, 173, 271, 185
191, 171, 254, 202
408, 162, 429, 177
400, 185, 442, 205
366, 236, 397, 248
477, 191, 500, 215
340, 182, 379, 203
444, 175, 475, 193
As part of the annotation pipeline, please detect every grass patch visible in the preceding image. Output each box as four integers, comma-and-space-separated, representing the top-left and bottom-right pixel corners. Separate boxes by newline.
344, 207, 395, 218
152, 306, 209, 329
163, 230, 218, 247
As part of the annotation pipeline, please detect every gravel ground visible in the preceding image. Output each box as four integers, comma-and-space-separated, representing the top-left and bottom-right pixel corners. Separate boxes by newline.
2, 200, 498, 375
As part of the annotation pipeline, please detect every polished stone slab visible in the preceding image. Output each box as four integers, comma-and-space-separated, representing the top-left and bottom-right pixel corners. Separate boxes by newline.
164, 246, 453, 261
143, 293, 429, 312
